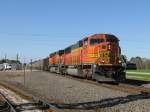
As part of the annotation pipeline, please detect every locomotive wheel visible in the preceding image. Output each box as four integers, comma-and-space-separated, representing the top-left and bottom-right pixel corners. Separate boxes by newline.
49, 67, 51, 72
116, 72, 126, 82
87, 70, 92, 79
82, 69, 87, 79
82, 69, 92, 79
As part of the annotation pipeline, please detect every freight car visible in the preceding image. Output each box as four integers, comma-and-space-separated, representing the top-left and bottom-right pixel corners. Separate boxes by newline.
49, 34, 126, 82
32, 57, 49, 71
43, 57, 49, 71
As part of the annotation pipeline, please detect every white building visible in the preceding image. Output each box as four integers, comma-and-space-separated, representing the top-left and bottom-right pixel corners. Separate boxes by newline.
3, 63, 12, 70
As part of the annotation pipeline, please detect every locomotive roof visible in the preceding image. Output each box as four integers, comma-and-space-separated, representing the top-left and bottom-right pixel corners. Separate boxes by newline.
49, 52, 56, 57
58, 50, 64, 55
71, 40, 83, 50
87, 33, 119, 39
65, 45, 72, 54
107, 34, 119, 40
49, 33, 119, 57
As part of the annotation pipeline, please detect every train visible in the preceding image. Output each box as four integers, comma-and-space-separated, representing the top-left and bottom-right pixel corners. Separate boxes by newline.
32, 34, 126, 82
31, 58, 49, 71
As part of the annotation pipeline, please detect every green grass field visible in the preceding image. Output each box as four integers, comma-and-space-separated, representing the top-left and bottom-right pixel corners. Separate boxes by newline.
127, 69, 150, 73
126, 69, 150, 81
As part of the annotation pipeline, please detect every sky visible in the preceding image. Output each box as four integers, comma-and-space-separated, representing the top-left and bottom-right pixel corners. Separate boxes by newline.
0, 0, 150, 62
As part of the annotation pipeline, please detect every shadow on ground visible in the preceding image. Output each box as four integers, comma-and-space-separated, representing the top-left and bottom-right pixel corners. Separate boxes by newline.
124, 79, 150, 86
14, 92, 150, 111
54, 92, 150, 110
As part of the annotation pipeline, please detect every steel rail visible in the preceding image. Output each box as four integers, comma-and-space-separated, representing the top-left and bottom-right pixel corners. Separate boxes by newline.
52, 72, 150, 94
0, 82, 63, 112
0, 92, 63, 112
0, 92, 17, 112
32, 96, 63, 112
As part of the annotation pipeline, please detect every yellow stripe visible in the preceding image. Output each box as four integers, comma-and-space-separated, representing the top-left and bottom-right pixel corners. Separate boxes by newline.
88, 53, 98, 58
82, 62, 94, 64
98, 64, 121, 66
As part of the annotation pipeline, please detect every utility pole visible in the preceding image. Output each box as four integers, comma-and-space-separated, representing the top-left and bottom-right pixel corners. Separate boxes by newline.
4, 54, 7, 62
30, 59, 32, 72
23, 58, 26, 86
16, 54, 19, 62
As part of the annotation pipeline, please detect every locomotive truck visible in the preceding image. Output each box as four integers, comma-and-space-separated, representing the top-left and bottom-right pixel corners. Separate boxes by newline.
49, 34, 126, 82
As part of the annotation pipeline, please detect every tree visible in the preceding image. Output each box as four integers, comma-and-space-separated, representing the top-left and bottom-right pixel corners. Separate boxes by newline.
121, 55, 127, 63
130, 56, 143, 69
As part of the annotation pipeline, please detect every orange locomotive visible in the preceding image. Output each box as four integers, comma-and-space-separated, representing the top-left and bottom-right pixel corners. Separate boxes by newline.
49, 34, 126, 82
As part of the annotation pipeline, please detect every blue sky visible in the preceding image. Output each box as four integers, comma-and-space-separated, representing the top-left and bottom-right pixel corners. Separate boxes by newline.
0, 0, 150, 62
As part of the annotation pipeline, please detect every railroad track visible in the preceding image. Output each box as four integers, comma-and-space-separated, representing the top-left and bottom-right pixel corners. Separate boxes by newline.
101, 83, 150, 94
52, 72, 150, 94
0, 92, 16, 112
0, 83, 63, 112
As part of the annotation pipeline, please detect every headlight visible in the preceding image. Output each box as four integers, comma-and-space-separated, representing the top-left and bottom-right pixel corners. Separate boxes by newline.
118, 60, 122, 63
108, 44, 111, 50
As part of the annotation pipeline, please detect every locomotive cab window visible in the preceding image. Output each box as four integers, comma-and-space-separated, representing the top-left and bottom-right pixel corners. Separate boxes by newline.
83, 38, 88, 47
90, 38, 104, 45
106, 35, 119, 43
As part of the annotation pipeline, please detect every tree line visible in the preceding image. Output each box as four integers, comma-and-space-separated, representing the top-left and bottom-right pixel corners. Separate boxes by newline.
130, 56, 150, 70
0, 59, 21, 64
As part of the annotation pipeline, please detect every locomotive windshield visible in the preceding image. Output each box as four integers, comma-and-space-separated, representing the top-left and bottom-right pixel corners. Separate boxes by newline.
106, 35, 119, 43
90, 38, 104, 45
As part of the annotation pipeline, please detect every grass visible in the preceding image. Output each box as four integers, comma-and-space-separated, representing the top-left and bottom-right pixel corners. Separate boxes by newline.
126, 74, 150, 81
127, 69, 150, 73
126, 69, 150, 81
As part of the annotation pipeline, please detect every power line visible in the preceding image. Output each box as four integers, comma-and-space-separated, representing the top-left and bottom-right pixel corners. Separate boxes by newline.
0, 32, 149, 43
0, 32, 88, 37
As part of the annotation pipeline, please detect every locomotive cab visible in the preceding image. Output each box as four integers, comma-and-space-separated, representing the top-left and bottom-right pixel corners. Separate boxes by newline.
89, 34, 125, 82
